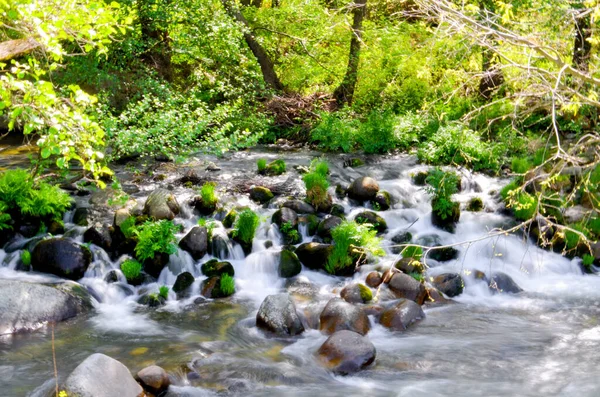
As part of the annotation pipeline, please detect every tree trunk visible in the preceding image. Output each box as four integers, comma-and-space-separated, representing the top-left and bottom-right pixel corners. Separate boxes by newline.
572, 5, 591, 72
137, 0, 173, 81
221, 0, 284, 91
333, 0, 367, 106
478, 1, 503, 100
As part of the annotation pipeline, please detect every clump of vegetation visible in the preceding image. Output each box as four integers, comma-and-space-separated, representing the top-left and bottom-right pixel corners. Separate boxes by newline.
198, 218, 217, 238
159, 285, 170, 300
120, 216, 138, 239
326, 220, 384, 275
257, 158, 267, 173
408, 272, 425, 282
265, 159, 286, 175
20, 250, 31, 267
402, 246, 423, 260
219, 274, 235, 296
511, 158, 532, 175
134, 220, 179, 261
356, 110, 398, 154
280, 221, 301, 244
232, 209, 260, 245
425, 168, 460, 220
311, 159, 329, 176
121, 259, 142, 282
199, 182, 218, 211
303, 160, 331, 211
582, 254, 595, 272
311, 111, 357, 153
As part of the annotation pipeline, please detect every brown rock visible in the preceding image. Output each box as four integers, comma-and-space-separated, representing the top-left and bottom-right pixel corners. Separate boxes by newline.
137, 365, 170, 395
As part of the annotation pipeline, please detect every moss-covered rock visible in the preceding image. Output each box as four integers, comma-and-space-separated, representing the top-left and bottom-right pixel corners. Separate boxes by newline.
372, 191, 392, 211
249, 186, 274, 204
354, 211, 387, 233
340, 283, 373, 304
466, 196, 484, 212
201, 259, 235, 277
279, 249, 302, 278
264, 159, 286, 176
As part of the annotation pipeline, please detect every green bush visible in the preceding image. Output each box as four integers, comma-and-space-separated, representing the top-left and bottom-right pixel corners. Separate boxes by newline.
219, 274, 235, 296
280, 221, 300, 244
326, 220, 384, 274
310, 112, 357, 153
425, 168, 459, 220
134, 220, 179, 261
121, 259, 142, 282
232, 209, 260, 244
511, 157, 532, 174
257, 158, 267, 173
356, 110, 397, 154
200, 182, 218, 207
0, 202, 11, 230
159, 285, 169, 299
303, 171, 330, 210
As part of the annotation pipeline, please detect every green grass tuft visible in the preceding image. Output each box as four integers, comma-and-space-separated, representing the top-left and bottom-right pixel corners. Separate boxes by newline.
159, 285, 169, 299
326, 220, 384, 274
219, 274, 235, 296
232, 209, 260, 244
121, 259, 142, 282
257, 158, 267, 172
200, 182, 218, 207
20, 250, 31, 266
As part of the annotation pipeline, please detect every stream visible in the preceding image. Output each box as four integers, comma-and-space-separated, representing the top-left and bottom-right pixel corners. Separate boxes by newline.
1, 147, 599, 397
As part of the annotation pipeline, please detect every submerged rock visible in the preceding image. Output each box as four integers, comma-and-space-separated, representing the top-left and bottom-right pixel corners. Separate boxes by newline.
347, 176, 379, 202
31, 238, 92, 280
387, 272, 427, 304
179, 226, 208, 260
379, 299, 425, 331
256, 293, 304, 336
63, 353, 142, 397
143, 188, 180, 220
279, 249, 302, 278
295, 242, 333, 271
136, 365, 171, 395
354, 211, 387, 233
432, 273, 464, 297
319, 298, 371, 335
316, 330, 376, 375
0, 279, 92, 335
489, 272, 523, 294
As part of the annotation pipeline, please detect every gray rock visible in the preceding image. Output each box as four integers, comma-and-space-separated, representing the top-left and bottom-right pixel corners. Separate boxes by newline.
347, 176, 379, 202
379, 299, 425, 331
282, 200, 315, 214
179, 226, 208, 260
249, 186, 274, 204
272, 207, 298, 228
73, 207, 90, 226
83, 223, 113, 252
317, 215, 342, 241
388, 272, 427, 304
63, 353, 143, 397
279, 249, 302, 278
173, 272, 195, 294
432, 273, 464, 297
489, 272, 523, 294
319, 298, 371, 335
0, 279, 92, 335
316, 330, 376, 374
295, 242, 333, 271
31, 238, 92, 280
143, 188, 180, 220
256, 294, 304, 336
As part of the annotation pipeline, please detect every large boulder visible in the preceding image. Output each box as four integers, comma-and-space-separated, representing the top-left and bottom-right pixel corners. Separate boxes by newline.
0, 279, 92, 335
489, 272, 523, 294
319, 298, 371, 335
143, 188, 180, 220
83, 223, 113, 252
295, 242, 333, 270
347, 176, 379, 202
63, 353, 143, 397
31, 238, 92, 280
256, 293, 305, 336
387, 272, 427, 304
179, 226, 208, 260
432, 273, 464, 297
316, 330, 376, 374
136, 365, 170, 395
272, 207, 298, 228
317, 215, 342, 241
279, 249, 302, 278
354, 211, 387, 233
379, 299, 425, 331
283, 200, 315, 214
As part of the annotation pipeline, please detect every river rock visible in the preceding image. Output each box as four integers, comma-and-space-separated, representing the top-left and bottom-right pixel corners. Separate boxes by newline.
347, 176, 379, 202
31, 238, 92, 280
0, 279, 92, 335
387, 272, 427, 304
489, 272, 523, 294
390, 231, 413, 254
279, 249, 302, 278
179, 226, 208, 260
379, 299, 425, 331
295, 242, 333, 270
137, 292, 166, 307
316, 330, 376, 375
466, 197, 484, 212
317, 215, 342, 241
113, 207, 132, 228
249, 186, 274, 203
354, 211, 387, 233
432, 273, 464, 297
431, 200, 460, 232
428, 246, 459, 262
394, 257, 424, 274
73, 207, 90, 226
340, 283, 373, 304
136, 365, 171, 395
63, 353, 142, 397
256, 293, 304, 336
282, 200, 315, 214
201, 275, 235, 298
365, 271, 383, 288
209, 234, 230, 258
173, 271, 195, 294
372, 190, 392, 211
319, 298, 371, 335
286, 278, 320, 300
143, 188, 180, 220
142, 252, 170, 279
272, 207, 298, 228
201, 259, 235, 277
83, 223, 113, 252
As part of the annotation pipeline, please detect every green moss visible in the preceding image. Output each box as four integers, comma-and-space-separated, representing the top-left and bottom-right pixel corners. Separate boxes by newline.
466, 197, 484, 212
232, 209, 260, 244
219, 274, 235, 296
158, 285, 169, 299
408, 272, 425, 282
358, 283, 372, 302
513, 192, 537, 221
121, 259, 142, 282
222, 209, 238, 228
200, 182, 218, 207
565, 224, 589, 251
257, 158, 267, 173
265, 159, 286, 175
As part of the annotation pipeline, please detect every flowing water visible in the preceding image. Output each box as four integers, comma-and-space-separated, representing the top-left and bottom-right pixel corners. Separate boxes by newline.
1, 147, 599, 397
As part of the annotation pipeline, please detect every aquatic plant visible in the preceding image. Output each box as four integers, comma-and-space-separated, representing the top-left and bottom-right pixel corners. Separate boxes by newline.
134, 220, 179, 261
232, 209, 260, 244
120, 259, 142, 282
266, 159, 286, 175
120, 216, 138, 239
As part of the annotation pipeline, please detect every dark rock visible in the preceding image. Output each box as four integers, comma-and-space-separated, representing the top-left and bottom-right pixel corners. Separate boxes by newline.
317, 215, 342, 241
432, 273, 464, 297
489, 272, 523, 294
279, 250, 302, 278
340, 283, 373, 304
390, 231, 413, 254
201, 259, 235, 277
201, 275, 235, 298
0, 279, 92, 335
104, 270, 119, 283
412, 171, 428, 186
83, 223, 113, 252
394, 257, 424, 274
222, 208, 238, 228
428, 246, 459, 262
209, 234, 230, 259
179, 226, 208, 260
316, 330, 376, 375
63, 353, 143, 397
73, 207, 90, 226
347, 176, 379, 202
295, 243, 333, 271
256, 293, 304, 336
272, 207, 298, 228
354, 211, 387, 233
282, 200, 315, 214
365, 271, 383, 288
48, 220, 65, 235
143, 188, 180, 220
379, 299, 425, 331
335, 184, 347, 199
319, 298, 371, 335
141, 251, 170, 279
31, 238, 92, 280
300, 214, 320, 236
387, 272, 427, 304
136, 365, 170, 395
249, 186, 274, 204
372, 191, 392, 211
431, 200, 460, 233
190, 195, 217, 215
137, 293, 166, 307
173, 272, 195, 294
264, 240, 273, 249
330, 204, 345, 218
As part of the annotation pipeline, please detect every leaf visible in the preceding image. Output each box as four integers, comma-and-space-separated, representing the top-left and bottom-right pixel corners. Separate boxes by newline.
41, 148, 51, 159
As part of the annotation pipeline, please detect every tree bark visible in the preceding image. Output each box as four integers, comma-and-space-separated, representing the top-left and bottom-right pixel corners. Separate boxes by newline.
333, 0, 367, 106
221, 0, 284, 91
478, 1, 503, 100
137, 0, 173, 81
572, 5, 591, 72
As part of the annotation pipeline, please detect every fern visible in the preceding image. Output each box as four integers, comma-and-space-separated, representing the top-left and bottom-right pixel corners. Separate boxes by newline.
134, 220, 179, 261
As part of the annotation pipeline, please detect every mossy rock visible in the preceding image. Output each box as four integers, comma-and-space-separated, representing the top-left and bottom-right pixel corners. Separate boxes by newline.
372, 191, 392, 211
330, 204, 345, 218
340, 283, 373, 304
466, 197, 484, 212
137, 293, 166, 307
201, 259, 235, 277
394, 257, 424, 274
279, 249, 302, 278
201, 275, 235, 298
431, 200, 460, 233
412, 171, 428, 186
222, 209, 237, 228
354, 211, 387, 233
264, 159, 286, 176
301, 214, 320, 236
249, 187, 274, 204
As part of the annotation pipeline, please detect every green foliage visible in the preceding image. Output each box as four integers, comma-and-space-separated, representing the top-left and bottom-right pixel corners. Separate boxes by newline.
408, 272, 425, 282
257, 158, 267, 172
311, 112, 357, 153
356, 110, 398, 154
310, 159, 329, 177
232, 209, 260, 244
582, 254, 595, 271
500, 180, 520, 201
20, 250, 31, 266
326, 220, 384, 275
198, 218, 217, 238
120, 259, 142, 282
134, 220, 179, 261
265, 159, 286, 175
200, 182, 218, 207
425, 168, 459, 220
511, 158, 532, 174
219, 274, 235, 296
120, 216, 138, 239
159, 285, 169, 300
0, 201, 12, 230
280, 221, 300, 244
513, 192, 538, 221
402, 246, 423, 260
565, 224, 588, 251
303, 168, 330, 209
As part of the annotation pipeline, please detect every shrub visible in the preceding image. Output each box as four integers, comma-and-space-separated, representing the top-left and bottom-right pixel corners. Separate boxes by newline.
425, 168, 459, 220
159, 285, 169, 300
511, 157, 532, 175
356, 110, 397, 154
219, 274, 235, 296
120, 216, 138, 239
583, 254, 595, 271
232, 209, 260, 244
257, 158, 267, 173
120, 259, 142, 282
310, 159, 329, 177
20, 250, 31, 266
134, 220, 179, 261
401, 246, 423, 260
303, 171, 330, 210
200, 182, 218, 207
310, 112, 357, 153
326, 220, 384, 274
